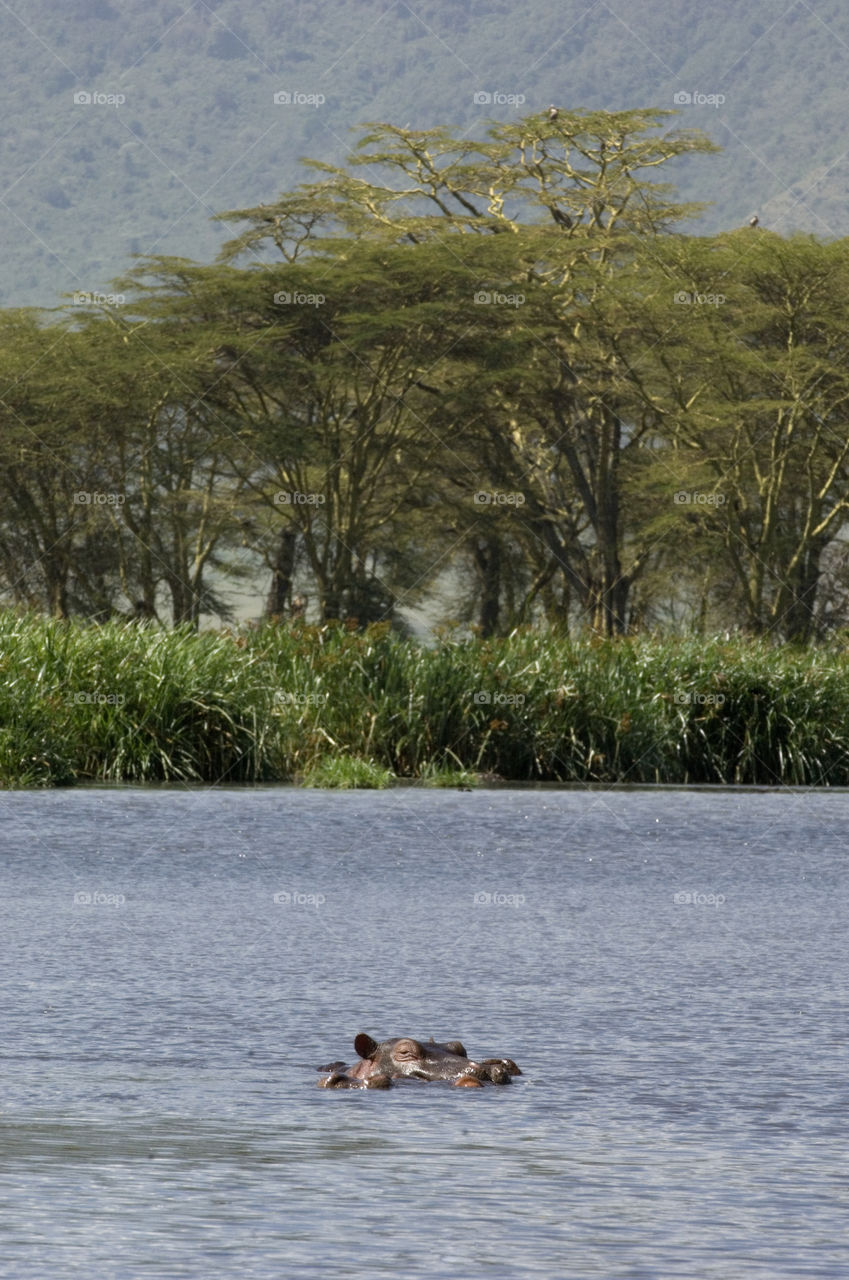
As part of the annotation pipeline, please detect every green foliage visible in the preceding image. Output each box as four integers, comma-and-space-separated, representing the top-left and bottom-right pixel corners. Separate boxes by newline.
300, 756, 395, 789
638, 231, 849, 639
0, 614, 275, 784
3, 109, 849, 639
3, 613, 849, 787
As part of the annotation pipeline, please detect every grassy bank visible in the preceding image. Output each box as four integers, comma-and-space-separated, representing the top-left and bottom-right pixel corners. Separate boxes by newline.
2, 613, 849, 787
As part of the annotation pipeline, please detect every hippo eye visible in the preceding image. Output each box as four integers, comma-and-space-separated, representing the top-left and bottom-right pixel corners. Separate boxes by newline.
392, 1038, 423, 1060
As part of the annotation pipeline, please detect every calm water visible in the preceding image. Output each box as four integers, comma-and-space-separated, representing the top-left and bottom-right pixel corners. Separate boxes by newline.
1, 786, 847, 1279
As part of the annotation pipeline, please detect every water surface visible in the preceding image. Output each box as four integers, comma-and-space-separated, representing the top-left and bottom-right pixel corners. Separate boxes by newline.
1, 787, 846, 1278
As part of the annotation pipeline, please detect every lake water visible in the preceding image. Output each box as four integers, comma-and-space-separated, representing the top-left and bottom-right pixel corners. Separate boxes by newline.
1, 785, 847, 1279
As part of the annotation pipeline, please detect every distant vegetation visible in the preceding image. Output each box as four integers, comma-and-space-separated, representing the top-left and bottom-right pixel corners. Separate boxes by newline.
3, 615, 849, 788
3, 109, 849, 639
5, 10, 849, 790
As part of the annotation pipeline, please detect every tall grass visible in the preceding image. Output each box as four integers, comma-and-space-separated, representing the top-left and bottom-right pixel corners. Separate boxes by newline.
0, 615, 274, 785
2, 612, 849, 786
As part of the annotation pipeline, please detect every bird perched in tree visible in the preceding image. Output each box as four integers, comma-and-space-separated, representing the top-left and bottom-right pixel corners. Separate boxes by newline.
548, 104, 558, 121
749, 215, 759, 227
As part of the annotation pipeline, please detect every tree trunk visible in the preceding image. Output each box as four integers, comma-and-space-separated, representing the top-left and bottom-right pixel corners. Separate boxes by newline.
775, 537, 825, 643
473, 536, 501, 637
45, 565, 69, 619
166, 573, 195, 628
264, 527, 298, 619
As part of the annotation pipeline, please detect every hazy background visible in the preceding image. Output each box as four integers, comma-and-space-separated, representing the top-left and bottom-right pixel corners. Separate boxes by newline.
2, 0, 848, 307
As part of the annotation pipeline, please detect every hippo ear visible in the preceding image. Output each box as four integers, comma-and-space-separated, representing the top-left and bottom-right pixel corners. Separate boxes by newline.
443, 1041, 467, 1058
354, 1033, 379, 1059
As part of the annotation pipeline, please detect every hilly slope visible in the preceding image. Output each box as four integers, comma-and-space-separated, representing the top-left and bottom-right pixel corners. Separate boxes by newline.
1, 0, 848, 307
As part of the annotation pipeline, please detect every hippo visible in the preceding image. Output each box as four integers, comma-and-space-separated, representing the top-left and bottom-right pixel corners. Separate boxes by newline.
317, 1033, 521, 1088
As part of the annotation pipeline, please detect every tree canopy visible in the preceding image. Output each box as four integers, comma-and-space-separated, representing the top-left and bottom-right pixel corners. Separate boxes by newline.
2, 109, 849, 642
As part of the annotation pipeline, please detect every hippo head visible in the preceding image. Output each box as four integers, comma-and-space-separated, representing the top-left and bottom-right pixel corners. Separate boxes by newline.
314, 1033, 521, 1089
351, 1033, 474, 1082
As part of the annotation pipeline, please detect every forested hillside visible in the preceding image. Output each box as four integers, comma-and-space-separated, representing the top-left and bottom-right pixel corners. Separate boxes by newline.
2, 0, 849, 306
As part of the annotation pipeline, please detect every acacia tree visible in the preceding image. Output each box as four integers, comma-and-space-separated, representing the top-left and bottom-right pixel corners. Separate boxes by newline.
214, 110, 716, 634
0, 297, 260, 626
99, 309, 259, 627
0, 310, 127, 618
641, 231, 849, 640
34, 294, 257, 627
120, 243, 474, 624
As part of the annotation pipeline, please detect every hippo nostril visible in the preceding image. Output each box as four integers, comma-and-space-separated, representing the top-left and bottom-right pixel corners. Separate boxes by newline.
364, 1073, 392, 1089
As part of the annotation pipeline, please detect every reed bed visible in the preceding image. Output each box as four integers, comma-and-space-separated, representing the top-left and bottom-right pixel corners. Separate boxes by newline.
2, 613, 849, 787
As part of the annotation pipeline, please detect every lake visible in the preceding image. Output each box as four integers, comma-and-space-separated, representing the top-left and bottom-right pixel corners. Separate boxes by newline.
1, 786, 847, 1278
